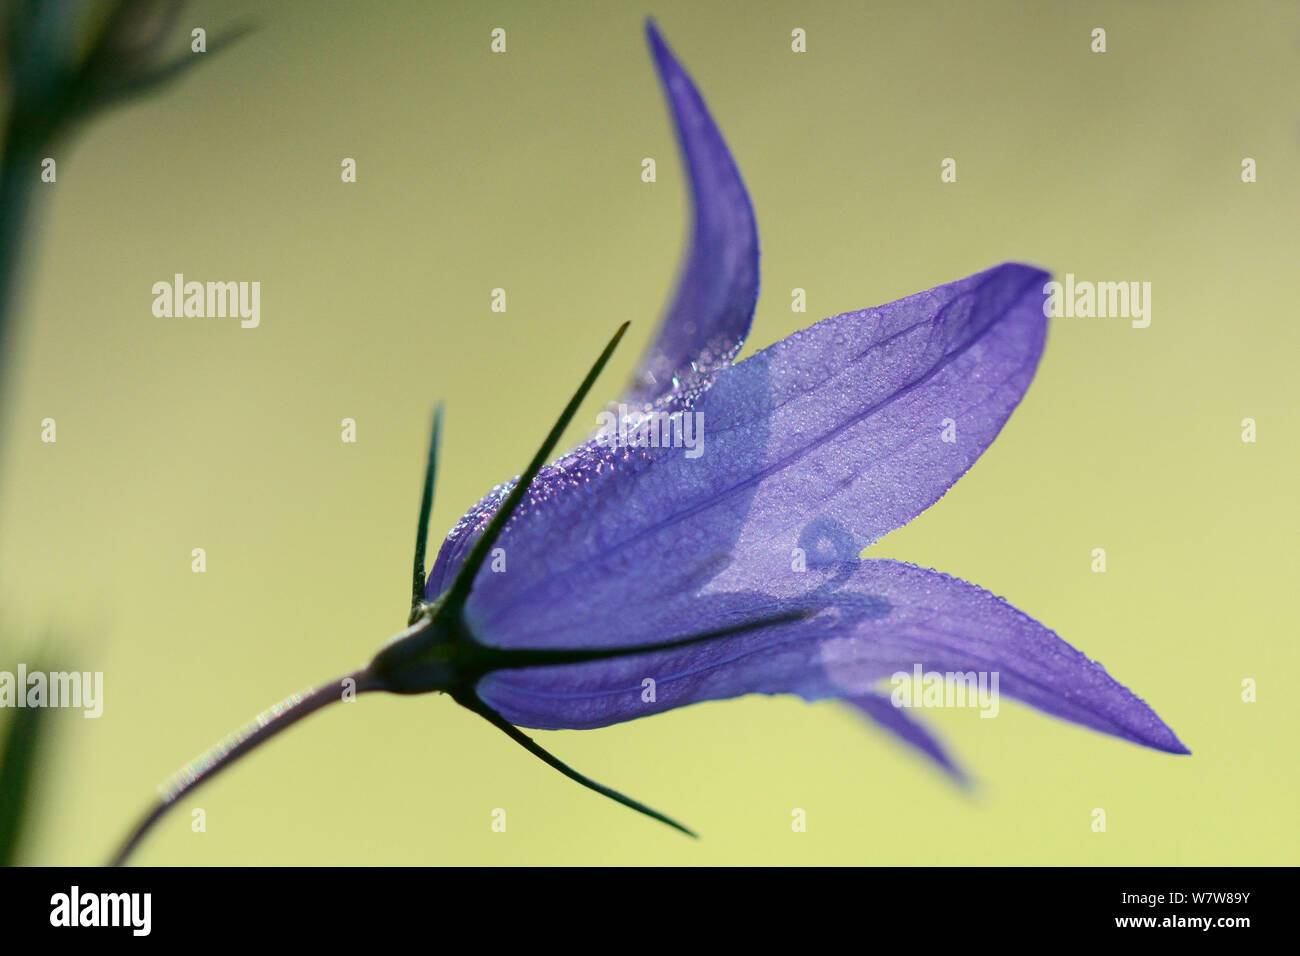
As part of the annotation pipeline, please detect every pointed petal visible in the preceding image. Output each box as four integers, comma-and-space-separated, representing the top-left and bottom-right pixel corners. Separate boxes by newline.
845, 694, 968, 784
474, 559, 1189, 757
423, 22, 759, 601
621, 21, 760, 409
429, 263, 1051, 647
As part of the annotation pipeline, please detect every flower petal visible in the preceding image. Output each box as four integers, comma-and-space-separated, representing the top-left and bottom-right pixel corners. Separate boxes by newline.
429, 263, 1051, 646
475, 559, 1189, 756
845, 694, 968, 783
621, 21, 760, 409
423, 22, 759, 601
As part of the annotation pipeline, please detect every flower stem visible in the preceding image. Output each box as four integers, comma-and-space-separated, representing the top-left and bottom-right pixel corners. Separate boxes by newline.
0, 129, 42, 470
109, 667, 381, 867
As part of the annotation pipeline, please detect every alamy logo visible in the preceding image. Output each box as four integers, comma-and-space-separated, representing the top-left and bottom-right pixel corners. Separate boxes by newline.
1042, 273, 1151, 328
152, 273, 261, 328
50, 886, 151, 936
889, 664, 1000, 717
0, 665, 103, 717
594, 404, 704, 459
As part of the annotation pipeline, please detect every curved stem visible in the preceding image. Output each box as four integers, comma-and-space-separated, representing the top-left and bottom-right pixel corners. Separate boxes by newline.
109, 667, 380, 867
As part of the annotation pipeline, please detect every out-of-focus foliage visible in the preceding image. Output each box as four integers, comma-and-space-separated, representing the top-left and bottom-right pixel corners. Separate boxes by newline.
0, 645, 53, 866
0, 0, 250, 453
0, 0, 247, 865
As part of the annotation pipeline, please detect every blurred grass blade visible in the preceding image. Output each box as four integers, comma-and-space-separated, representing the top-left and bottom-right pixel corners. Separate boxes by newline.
0, 691, 52, 866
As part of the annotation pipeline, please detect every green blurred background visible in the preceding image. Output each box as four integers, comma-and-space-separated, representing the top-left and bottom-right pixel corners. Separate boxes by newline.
1, 0, 1296, 864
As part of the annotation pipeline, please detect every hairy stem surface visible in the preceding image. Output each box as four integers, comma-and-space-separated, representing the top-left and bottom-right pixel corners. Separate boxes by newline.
110, 667, 379, 867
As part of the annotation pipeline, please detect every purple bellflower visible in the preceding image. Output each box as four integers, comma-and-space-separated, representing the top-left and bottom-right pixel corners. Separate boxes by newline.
112, 21, 1186, 864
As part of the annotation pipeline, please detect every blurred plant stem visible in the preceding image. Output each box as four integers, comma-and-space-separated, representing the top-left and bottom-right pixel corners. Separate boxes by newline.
0, 0, 249, 467
0, 130, 40, 468
0, 0, 250, 865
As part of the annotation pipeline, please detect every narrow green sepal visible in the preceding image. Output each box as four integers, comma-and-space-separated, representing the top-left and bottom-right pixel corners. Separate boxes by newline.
454, 689, 697, 838
440, 322, 629, 614
410, 403, 445, 623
